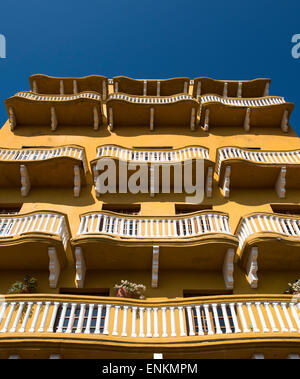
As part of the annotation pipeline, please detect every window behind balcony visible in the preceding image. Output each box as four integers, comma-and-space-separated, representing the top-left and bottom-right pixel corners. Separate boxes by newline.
101, 204, 141, 215
184, 291, 235, 335
54, 303, 107, 333
175, 204, 212, 214
0, 204, 22, 214
271, 204, 300, 216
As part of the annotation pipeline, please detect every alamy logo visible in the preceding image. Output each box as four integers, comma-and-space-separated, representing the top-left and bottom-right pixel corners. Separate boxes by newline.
95, 158, 205, 204
0, 34, 6, 58
291, 34, 300, 59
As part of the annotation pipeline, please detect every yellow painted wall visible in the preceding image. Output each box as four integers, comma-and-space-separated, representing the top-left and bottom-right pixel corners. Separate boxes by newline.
0, 82, 300, 298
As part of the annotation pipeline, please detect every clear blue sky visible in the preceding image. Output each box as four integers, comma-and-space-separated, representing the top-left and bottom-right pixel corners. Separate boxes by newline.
0, 0, 300, 133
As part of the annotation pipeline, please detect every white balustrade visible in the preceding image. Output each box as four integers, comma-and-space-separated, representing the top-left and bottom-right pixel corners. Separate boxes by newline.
108, 93, 194, 104
201, 95, 285, 107
77, 213, 231, 239
216, 147, 300, 175
0, 299, 299, 340
237, 214, 300, 250
96, 145, 209, 162
0, 213, 69, 249
0, 146, 87, 173
15, 91, 102, 102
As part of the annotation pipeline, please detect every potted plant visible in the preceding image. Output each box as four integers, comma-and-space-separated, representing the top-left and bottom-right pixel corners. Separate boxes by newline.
114, 280, 146, 299
7, 275, 38, 294
284, 279, 300, 295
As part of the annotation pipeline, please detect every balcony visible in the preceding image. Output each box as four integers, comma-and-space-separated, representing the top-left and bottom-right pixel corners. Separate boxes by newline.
112, 76, 190, 96
29, 74, 109, 100
71, 211, 238, 289
5, 91, 103, 131
91, 145, 214, 198
0, 294, 299, 358
0, 145, 87, 197
236, 212, 300, 288
193, 77, 271, 99
106, 93, 199, 130
216, 147, 300, 198
199, 95, 293, 132
0, 211, 70, 288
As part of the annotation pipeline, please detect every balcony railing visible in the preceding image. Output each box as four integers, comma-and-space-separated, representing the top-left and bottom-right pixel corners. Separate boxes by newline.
29, 74, 108, 100
92, 145, 213, 198
193, 77, 271, 99
199, 95, 293, 132
0, 295, 299, 353
106, 93, 199, 130
216, 147, 300, 198
216, 147, 300, 175
236, 213, 300, 288
77, 211, 231, 239
5, 91, 103, 131
112, 76, 190, 96
0, 211, 69, 287
0, 145, 87, 197
96, 145, 209, 161
72, 211, 237, 289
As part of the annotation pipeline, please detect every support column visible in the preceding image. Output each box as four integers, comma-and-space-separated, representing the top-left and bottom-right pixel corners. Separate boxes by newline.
150, 107, 154, 131
205, 166, 213, 198
73, 80, 78, 94
50, 106, 57, 131
223, 248, 235, 289
281, 110, 289, 133
108, 107, 113, 131
48, 247, 60, 288
74, 165, 81, 197
246, 246, 258, 288
75, 246, 86, 288
20, 164, 31, 197
93, 106, 99, 130
9, 107, 16, 130
152, 245, 159, 288
203, 108, 210, 131
275, 166, 286, 198
244, 107, 251, 132
223, 165, 231, 198
190, 108, 196, 131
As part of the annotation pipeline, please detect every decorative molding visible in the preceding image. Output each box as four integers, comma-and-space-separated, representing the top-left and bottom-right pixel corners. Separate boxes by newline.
48, 247, 60, 288
275, 166, 286, 198
75, 246, 86, 288
20, 164, 31, 197
152, 245, 159, 288
246, 246, 258, 288
252, 353, 264, 359
108, 93, 193, 104
223, 248, 235, 289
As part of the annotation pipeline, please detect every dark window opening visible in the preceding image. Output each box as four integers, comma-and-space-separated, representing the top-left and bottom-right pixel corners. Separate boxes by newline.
0, 204, 22, 215
175, 204, 212, 215
102, 204, 141, 215
183, 291, 235, 335
59, 288, 109, 297
271, 204, 300, 216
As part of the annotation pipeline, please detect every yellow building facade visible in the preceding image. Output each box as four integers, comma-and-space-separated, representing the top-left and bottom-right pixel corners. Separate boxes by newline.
0, 75, 299, 359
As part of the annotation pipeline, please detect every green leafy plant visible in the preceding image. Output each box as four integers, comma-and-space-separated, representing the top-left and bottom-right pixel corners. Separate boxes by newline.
284, 279, 300, 294
7, 275, 38, 294
114, 280, 146, 299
